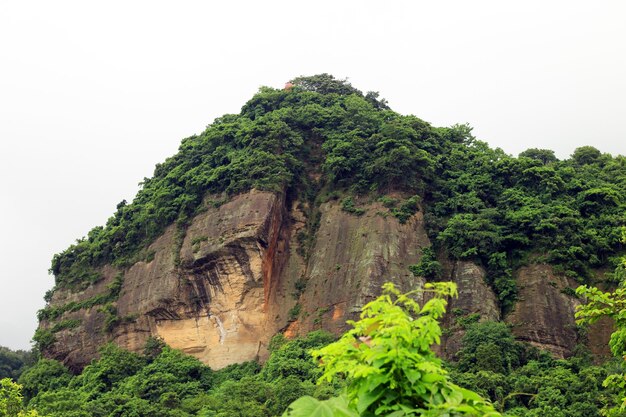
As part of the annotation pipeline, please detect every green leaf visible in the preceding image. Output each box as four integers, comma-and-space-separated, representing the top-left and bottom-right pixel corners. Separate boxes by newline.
283, 395, 359, 417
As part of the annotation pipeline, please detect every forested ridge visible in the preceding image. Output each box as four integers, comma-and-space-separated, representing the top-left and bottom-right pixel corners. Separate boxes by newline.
45, 74, 626, 310
10, 74, 626, 416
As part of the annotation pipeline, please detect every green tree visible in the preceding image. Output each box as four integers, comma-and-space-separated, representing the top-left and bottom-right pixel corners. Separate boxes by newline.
261, 331, 335, 382
290, 74, 362, 96
18, 359, 70, 402
0, 378, 42, 417
518, 148, 558, 165
572, 146, 602, 166
456, 322, 524, 375
0, 348, 35, 381
576, 229, 626, 415
283, 282, 501, 416
409, 246, 443, 280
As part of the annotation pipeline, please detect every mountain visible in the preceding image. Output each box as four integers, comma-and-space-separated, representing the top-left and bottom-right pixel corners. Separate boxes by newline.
36, 74, 625, 371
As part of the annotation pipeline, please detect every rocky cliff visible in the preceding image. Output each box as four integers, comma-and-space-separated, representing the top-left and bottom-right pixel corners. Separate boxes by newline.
40, 189, 612, 370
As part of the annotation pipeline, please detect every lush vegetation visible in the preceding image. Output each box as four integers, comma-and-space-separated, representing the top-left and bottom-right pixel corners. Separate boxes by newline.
574, 231, 626, 416
0, 348, 35, 382
14, 334, 339, 417
16, 283, 501, 417
283, 282, 500, 417
0, 378, 40, 416
45, 75, 626, 320
11, 282, 623, 417
428, 140, 626, 311
5, 331, 616, 417
450, 321, 617, 417
30, 74, 626, 414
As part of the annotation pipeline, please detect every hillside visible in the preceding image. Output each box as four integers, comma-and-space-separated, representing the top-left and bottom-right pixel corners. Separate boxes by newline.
36, 74, 626, 371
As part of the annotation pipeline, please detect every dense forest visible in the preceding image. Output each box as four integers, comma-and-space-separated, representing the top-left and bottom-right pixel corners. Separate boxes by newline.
7, 75, 626, 416
4, 291, 625, 416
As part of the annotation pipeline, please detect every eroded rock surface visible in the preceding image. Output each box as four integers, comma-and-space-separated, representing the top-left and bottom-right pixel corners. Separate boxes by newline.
44, 190, 290, 370
437, 261, 500, 358
294, 200, 429, 335
41, 191, 612, 370
506, 264, 580, 357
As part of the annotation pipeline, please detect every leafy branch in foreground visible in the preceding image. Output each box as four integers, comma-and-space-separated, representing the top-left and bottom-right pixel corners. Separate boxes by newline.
575, 228, 626, 416
0, 378, 41, 416
283, 282, 501, 417
576, 284, 626, 416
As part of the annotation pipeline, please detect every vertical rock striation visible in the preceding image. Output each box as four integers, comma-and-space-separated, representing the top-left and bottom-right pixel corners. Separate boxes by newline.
41, 190, 612, 370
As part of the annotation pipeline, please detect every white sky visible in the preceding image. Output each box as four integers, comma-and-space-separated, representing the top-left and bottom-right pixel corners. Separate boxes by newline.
1, 1, 625, 350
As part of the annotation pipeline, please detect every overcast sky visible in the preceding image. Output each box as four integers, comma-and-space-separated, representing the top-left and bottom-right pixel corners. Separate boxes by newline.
1, 1, 625, 350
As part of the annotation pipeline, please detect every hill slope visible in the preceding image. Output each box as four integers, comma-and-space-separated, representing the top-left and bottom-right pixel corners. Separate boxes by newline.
36, 74, 625, 370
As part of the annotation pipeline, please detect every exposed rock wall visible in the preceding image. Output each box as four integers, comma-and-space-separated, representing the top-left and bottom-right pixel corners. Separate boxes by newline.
44, 190, 292, 370
505, 264, 579, 356
41, 190, 612, 370
291, 200, 430, 336
436, 261, 501, 358
46, 266, 119, 371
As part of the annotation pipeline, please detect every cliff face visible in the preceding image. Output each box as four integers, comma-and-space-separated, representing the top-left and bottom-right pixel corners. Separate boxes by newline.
436, 261, 500, 358
45, 190, 292, 370
41, 190, 612, 370
507, 264, 581, 357
289, 199, 430, 336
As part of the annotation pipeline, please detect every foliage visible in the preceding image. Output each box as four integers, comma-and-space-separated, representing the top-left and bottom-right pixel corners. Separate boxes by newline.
18, 359, 70, 402
451, 355, 611, 417
261, 331, 335, 383
340, 197, 365, 216
0, 378, 42, 416
37, 273, 124, 322
49, 319, 80, 333
517, 148, 558, 165
390, 195, 421, 224
0, 348, 36, 382
288, 304, 302, 321
284, 282, 501, 416
409, 246, 443, 281
98, 303, 119, 333
427, 137, 626, 309
453, 313, 481, 329
142, 336, 166, 360
290, 74, 363, 97
21, 332, 337, 417
456, 322, 524, 375
44, 75, 626, 322
575, 243, 626, 415
450, 321, 613, 416
18, 317, 623, 417
31, 330, 54, 353
281, 395, 357, 417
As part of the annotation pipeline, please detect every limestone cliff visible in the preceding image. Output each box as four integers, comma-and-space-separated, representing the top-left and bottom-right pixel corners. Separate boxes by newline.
40, 190, 612, 370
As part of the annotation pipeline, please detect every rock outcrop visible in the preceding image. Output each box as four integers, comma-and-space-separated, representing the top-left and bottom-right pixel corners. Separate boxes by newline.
291, 199, 429, 336
41, 190, 612, 370
436, 261, 501, 358
45, 190, 293, 370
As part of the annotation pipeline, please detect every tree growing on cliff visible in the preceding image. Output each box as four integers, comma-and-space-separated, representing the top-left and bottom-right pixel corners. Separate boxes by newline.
282, 282, 501, 417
